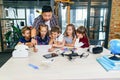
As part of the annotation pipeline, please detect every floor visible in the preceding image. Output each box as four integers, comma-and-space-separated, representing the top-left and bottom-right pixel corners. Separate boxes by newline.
0, 49, 13, 67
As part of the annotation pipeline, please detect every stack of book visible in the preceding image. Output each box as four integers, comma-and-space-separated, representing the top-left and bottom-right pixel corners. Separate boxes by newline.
96, 55, 120, 71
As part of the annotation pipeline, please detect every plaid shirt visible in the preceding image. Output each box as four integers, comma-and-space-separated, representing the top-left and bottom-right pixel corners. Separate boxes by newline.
32, 14, 58, 29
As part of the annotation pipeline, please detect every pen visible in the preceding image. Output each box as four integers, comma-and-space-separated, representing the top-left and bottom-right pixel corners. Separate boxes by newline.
28, 64, 39, 69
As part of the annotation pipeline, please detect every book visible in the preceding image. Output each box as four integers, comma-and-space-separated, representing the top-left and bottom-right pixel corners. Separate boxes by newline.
96, 56, 120, 71
103, 55, 120, 66
97, 57, 113, 71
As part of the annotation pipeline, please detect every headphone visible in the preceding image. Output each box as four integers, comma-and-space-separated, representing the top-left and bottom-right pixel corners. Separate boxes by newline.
87, 45, 103, 54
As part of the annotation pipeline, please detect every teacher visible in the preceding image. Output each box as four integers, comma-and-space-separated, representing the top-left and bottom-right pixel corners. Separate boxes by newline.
31, 5, 59, 45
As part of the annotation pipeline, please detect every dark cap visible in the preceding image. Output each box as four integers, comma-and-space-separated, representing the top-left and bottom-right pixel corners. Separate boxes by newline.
42, 5, 52, 13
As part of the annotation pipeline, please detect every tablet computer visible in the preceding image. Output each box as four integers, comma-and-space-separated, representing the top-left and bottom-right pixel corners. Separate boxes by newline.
43, 53, 58, 59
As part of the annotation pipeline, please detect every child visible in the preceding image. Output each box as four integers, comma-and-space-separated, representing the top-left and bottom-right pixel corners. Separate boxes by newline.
18, 26, 33, 47
18, 26, 37, 52
48, 26, 65, 52
64, 24, 76, 47
36, 24, 49, 45
75, 26, 89, 48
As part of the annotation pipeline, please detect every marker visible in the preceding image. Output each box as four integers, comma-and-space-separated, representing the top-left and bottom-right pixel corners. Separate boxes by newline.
28, 64, 39, 69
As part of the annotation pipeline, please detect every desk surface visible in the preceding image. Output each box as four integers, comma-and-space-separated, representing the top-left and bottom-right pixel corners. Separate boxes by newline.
0, 45, 120, 80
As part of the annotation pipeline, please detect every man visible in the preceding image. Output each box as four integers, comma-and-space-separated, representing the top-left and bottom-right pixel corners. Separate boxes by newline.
31, 5, 59, 45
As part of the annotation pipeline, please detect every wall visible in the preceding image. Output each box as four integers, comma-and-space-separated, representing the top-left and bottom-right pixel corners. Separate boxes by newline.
109, 0, 120, 40
0, 0, 3, 18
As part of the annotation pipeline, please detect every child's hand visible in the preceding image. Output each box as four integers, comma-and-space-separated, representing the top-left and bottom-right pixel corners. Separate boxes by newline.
52, 44, 57, 47
54, 40, 57, 44
33, 47, 38, 52
48, 47, 55, 52
25, 42, 34, 47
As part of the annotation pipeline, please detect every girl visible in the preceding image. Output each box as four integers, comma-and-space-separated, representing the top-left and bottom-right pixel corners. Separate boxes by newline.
75, 26, 89, 48
64, 24, 76, 47
36, 24, 49, 45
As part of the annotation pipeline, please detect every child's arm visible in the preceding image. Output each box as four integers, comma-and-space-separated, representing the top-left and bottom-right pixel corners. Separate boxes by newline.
48, 47, 55, 52
49, 38, 55, 45
31, 28, 37, 45
25, 42, 34, 48
52, 39, 65, 48
33, 45, 38, 52
48, 39, 56, 52
65, 38, 76, 47
17, 42, 23, 45
18, 41, 34, 48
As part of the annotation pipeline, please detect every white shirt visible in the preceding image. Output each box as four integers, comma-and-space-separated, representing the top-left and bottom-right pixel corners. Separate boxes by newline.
74, 38, 84, 48
56, 34, 64, 42
45, 20, 51, 30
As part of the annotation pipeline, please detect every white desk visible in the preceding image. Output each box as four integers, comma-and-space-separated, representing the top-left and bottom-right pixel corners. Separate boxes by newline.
0, 45, 120, 80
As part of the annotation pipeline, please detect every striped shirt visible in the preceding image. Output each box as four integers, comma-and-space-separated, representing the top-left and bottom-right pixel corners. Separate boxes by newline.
32, 14, 58, 30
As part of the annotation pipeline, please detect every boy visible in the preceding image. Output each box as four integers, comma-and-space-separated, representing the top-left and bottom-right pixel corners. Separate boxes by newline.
48, 26, 65, 52
18, 26, 33, 47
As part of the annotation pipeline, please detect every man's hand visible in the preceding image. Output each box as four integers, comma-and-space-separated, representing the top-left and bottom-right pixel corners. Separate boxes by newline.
31, 28, 37, 45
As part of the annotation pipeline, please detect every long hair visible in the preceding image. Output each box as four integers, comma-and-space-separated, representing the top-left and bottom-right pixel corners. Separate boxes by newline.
76, 26, 90, 44
76, 26, 87, 36
38, 24, 49, 37
64, 24, 76, 39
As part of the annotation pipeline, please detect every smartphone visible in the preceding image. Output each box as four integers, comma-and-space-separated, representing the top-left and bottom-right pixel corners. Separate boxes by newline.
43, 53, 58, 59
